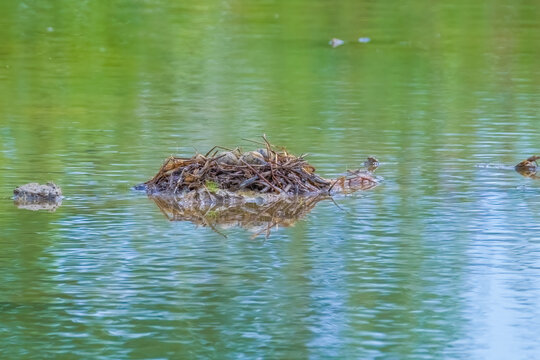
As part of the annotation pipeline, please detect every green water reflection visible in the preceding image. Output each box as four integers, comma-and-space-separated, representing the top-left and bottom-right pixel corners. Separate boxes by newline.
1, 0, 540, 359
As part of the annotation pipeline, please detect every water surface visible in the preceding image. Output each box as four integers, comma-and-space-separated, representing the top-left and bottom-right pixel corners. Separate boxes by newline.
1, 0, 540, 359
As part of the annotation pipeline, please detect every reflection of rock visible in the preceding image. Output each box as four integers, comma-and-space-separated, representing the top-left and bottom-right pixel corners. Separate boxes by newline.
13, 182, 63, 211
150, 189, 329, 238
14, 200, 63, 212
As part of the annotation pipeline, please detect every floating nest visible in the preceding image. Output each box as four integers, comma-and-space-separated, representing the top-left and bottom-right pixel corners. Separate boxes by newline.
144, 136, 379, 197
141, 137, 381, 237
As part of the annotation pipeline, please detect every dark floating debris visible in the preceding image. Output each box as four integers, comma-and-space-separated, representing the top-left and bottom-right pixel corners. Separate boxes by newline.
141, 136, 381, 237
13, 182, 63, 211
515, 155, 540, 178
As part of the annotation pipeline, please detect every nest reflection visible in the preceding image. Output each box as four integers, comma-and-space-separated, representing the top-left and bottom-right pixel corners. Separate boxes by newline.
150, 193, 330, 238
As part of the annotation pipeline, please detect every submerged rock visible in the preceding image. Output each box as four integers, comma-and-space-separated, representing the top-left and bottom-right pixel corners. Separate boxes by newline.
13, 182, 63, 211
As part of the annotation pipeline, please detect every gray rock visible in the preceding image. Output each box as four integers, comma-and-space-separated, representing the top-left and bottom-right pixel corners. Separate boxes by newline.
13, 182, 62, 202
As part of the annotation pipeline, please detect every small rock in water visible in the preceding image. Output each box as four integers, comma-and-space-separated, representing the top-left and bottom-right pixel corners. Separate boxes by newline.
329, 38, 345, 48
358, 37, 371, 43
14, 182, 62, 201
13, 182, 63, 211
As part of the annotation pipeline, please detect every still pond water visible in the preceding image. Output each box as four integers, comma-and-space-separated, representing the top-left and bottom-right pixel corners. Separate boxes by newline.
1, 1, 540, 359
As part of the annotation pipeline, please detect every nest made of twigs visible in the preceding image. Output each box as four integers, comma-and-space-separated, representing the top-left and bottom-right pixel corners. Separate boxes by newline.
144, 136, 379, 196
